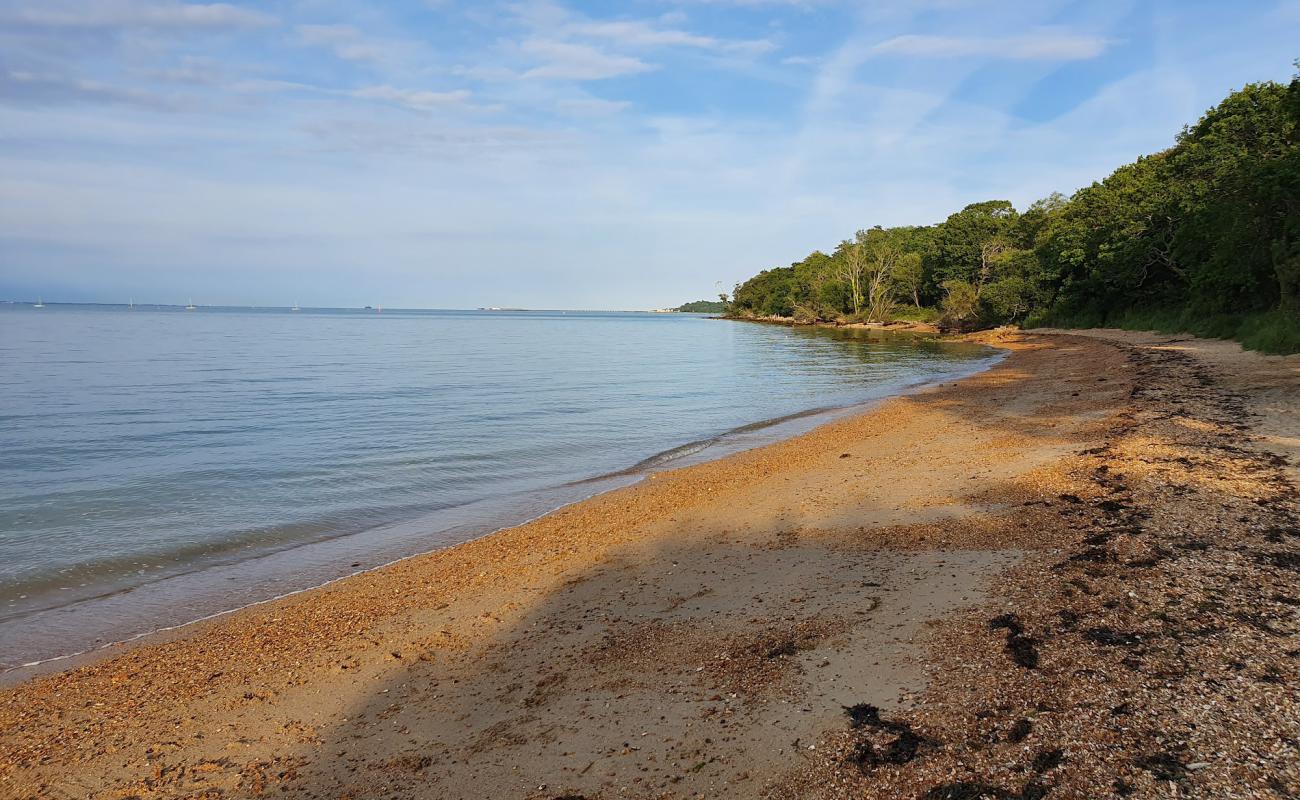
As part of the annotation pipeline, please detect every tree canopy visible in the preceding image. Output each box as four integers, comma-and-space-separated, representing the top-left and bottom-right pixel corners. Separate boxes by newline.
674, 300, 727, 313
726, 73, 1299, 353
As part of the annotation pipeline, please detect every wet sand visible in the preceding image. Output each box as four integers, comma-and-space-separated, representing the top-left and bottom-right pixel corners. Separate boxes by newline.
1, 330, 1296, 799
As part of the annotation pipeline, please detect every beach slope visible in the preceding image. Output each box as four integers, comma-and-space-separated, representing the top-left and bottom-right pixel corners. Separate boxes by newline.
1, 331, 1297, 799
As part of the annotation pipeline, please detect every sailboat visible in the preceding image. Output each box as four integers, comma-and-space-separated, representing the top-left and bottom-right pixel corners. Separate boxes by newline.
33, 297, 44, 308
129, 297, 134, 311
185, 298, 197, 311
291, 301, 300, 312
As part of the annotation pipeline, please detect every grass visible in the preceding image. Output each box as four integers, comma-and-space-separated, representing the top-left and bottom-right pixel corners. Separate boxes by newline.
889, 305, 942, 324
1030, 306, 1300, 355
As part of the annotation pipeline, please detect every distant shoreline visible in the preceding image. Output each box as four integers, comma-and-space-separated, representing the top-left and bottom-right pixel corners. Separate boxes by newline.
2, 302, 721, 314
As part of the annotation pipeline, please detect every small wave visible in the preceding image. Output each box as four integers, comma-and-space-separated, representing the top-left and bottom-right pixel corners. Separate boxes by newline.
564, 404, 843, 486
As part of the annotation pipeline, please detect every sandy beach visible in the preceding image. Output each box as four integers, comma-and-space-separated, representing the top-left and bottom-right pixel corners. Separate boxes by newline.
1, 330, 1297, 799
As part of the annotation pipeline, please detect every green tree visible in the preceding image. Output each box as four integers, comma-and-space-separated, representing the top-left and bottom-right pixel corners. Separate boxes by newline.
940, 279, 980, 328
930, 200, 1018, 287
891, 251, 924, 307
730, 267, 797, 317
725, 71, 1299, 352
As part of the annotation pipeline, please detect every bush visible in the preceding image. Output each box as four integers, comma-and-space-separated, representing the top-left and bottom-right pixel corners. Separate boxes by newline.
891, 305, 941, 323
1029, 305, 1300, 355
1225, 310, 1300, 354
940, 280, 980, 329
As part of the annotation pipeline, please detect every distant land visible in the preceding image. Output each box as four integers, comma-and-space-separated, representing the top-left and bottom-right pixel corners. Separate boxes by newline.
674, 300, 727, 313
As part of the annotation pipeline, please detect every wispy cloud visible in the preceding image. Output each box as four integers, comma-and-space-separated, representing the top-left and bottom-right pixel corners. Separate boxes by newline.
871, 31, 1112, 61
0, 1, 274, 31
2, 0, 1295, 310
295, 24, 386, 63
519, 39, 656, 80
0, 69, 175, 109
566, 20, 774, 55
555, 96, 631, 115
497, 1, 778, 83
351, 85, 474, 111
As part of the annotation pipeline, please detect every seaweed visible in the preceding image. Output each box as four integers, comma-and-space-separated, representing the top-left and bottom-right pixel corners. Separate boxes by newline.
1083, 627, 1142, 647
844, 703, 899, 732
841, 704, 928, 767
1133, 752, 1187, 782
1031, 749, 1064, 773
1257, 551, 1300, 571
1008, 719, 1033, 743
990, 614, 1040, 668
1068, 547, 1113, 564
920, 782, 1009, 800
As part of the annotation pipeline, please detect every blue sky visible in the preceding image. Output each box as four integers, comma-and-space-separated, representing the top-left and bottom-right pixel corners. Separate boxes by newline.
1, 0, 1296, 309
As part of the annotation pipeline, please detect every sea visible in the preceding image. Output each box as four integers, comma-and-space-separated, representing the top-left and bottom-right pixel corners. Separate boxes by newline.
0, 304, 1002, 672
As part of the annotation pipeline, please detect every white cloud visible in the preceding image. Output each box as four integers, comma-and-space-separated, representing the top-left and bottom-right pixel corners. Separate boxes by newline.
450, 64, 520, 82
352, 85, 473, 110
665, 0, 824, 6
567, 20, 774, 55
0, 69, 175, 109
230, 78, 315, 94
570, 20, 716, 48
555, 96, 631, 115
871, 31, 1111, 61
1, 1, 273, 30
519, 39, 656, 80
295, 24, 384, 62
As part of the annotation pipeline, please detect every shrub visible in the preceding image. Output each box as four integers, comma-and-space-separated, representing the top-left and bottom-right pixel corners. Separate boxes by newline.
940, 280, 980, 329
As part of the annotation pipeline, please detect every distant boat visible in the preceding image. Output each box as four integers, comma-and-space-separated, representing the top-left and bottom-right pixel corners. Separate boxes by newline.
33, 297, 44, 308
129, 298, 134, 310
185, 298, 197, 311
292, 301, 301, 312
377, 304, 382, 314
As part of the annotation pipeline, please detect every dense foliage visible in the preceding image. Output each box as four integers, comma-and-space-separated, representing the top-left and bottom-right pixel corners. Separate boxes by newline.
727, 74, 1300, 353
675, 299, 727, 313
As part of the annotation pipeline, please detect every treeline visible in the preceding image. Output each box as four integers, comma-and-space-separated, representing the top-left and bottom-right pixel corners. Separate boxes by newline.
676, 299, 727, 313
728, 73, 1299, 353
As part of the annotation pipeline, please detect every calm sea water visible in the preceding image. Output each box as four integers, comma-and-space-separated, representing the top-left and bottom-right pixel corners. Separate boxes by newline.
0, 304, 1000, 671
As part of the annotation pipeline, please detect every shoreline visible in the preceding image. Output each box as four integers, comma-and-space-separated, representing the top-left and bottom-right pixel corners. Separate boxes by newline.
2, 330, 1296, 798
717, 312, 942, 334
0, 343, 1003, 681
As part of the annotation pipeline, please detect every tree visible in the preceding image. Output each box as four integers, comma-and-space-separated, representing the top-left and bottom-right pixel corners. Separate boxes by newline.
724, 74, 1299, 352
833, 239, 869, 315
860, 227, 913, 322
891, 252, 924, 307
930, 200, 1018, 287
979, 248, 1040, 323
792, 250, 844, 319
1169, 80, 1298, 312
730, 267, 797, 317
977, 238, 1010, 295
940, 280, 980, 328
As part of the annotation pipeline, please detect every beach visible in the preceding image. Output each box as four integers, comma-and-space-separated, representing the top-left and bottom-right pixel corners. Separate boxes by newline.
1, 329, 1297, 799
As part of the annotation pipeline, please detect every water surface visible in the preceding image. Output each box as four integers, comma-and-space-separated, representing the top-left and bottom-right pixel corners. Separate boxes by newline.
0, 305, 1000, 670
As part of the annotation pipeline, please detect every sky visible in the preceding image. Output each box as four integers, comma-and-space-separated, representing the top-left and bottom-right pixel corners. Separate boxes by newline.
0, 0, 1297, 310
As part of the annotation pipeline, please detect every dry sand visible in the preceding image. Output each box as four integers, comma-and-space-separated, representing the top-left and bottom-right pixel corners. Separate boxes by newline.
0, 330, 1296, 799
